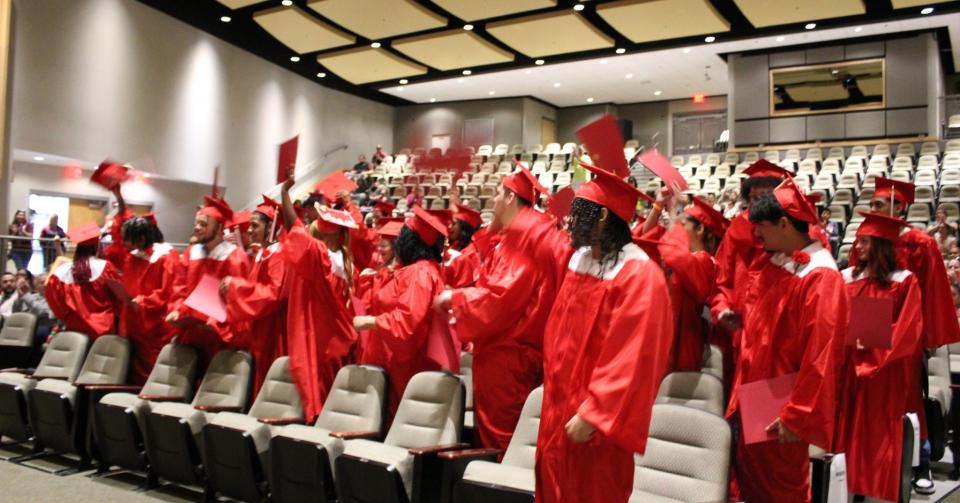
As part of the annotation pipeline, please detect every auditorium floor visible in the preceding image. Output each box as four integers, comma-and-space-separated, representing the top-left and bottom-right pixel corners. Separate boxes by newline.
1, 444, 960, 502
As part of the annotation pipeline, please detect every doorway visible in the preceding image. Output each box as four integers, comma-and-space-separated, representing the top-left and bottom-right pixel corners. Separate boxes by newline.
541, 118, 557, 145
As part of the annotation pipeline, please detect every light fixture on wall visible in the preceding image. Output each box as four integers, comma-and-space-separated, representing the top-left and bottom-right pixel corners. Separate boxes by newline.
704, 36, 716, 43
220, 16, 231, 23
371, 42, 381, 48
805, 23, 816, 30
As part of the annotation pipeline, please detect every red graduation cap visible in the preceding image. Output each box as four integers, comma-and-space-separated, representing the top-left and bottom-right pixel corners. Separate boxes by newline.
427, 209, 453, 228
406, 205, 449, 246
547, 186, 575, 221
639, 149, 688, 193
575, 163, 643, 223
376, 216, 404, 228
632, 236, 663, 266
315, 204, 359, 231
142, 212, 158, 227
315, 171, 358, 201
684, 197, 730, 236
453, 204, 482, 228
503, 161, 549, 204
375, 200, 397, 216
377, 221, 404, 239
91, 161, 129, 190
874, 176, 916, 205
66, 222, 102, 246
856, 210, 909, 242
198, 196, 234, 224
772, 178, 819, 224
231, 210, 252, 231
743, 159, 792, 179
576, 114, 629, 177
254, 194, 279, 221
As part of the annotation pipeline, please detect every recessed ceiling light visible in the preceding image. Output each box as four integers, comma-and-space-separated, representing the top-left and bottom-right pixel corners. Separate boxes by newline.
534, 59, 545, 65
704, 36, 716, 43
457, 78, 465, 83
805, 23, 816, 30
831, 69, 839, 75
615, 48, 626, 54
32, 156, 44, 161
290, 56, 300, 62
396, 86, 404, 92
524, 69, 532, 75
775, 36, 785, 42
462, 69, 472, 75
854, 26, 863, 32
281, 0, 293, 5
220, 16, 231, 23
586, 97, 594, 103
625, 73, 633, 79
371, 42, 381, 48
429, 98, 436, 103
316, 72, 326, 78
488, 90, 496, 95
573, 3, 585, 11
683, 48, 692, 53
553, 82, 561, 87
399, 79, 408, 84
921, 7, 934, 14
654, 90, 662, 96
463, 24, 474, 31
600, 59, 608, 64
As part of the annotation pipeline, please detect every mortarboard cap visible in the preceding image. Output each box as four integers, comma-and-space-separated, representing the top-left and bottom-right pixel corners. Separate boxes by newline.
198, 196, 234, 224
91, 161, 129, 190
315, 171, 358, 201
377, 221, 404, 239
873, 176, 915, 205
254, 194, 279, 221
503, 161, 549, 204
406, 205, 449, 246
856, 210, 909, 242
743, 159, 792, 179
576, 114, 629, 177
772, 178, 820, 224
575, 163, 642, 223
453, 204, 482, 228
684, 197, 730, 236
67, 222, 102, 246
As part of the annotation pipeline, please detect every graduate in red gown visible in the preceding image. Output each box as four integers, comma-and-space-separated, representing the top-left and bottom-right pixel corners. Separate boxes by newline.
840, 211, 923, 502
356, 219, 402, 310
532, 163, 674, 503
434, 165, 552, 451
220, 196, 288, 395
278, 172, 358, 421
45, 223, 120, 340
165, 196, 250, 369
443, 204, 483, 288
353, 205, 450, 418
731, 180, 848, 503
641, 194, 728, 372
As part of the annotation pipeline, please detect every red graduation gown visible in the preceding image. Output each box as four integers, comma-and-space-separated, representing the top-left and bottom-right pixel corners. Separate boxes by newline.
443, 243, 481, 288
730, 242, 848, 503
225, 242, 288, 396
898, 227, 960, 348
118, 243, 179, 384
46, 258, 120, 339
281, 222, 357, 421
839, 268, 923, 502
360, 259, 446, 417
169, 240, 250, 369
449, 208, 556, 450
536, 243, 674, 503
104, 209, 133, 272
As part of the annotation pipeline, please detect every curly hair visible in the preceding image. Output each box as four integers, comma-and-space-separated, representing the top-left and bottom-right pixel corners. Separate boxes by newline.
748, 192, 809, 234
71, 243, 98, 283
121, 217, 158, 250
452, 220, 477, 251
394, 226, 444, 266
569, 198, 633, 273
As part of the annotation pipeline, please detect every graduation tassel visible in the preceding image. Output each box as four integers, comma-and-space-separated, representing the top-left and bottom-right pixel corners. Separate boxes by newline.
889, 188, 895, 217
269, 210, 279, 245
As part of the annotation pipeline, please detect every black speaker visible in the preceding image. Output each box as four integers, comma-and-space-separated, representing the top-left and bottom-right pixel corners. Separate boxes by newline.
618, 119, 633, 141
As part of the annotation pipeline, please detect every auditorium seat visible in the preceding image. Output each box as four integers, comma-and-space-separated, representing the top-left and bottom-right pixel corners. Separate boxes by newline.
671, 155, 685, 166
723, 153, 739, 165
927, 346, 952, 461
335, 371, 465, 503
896, 143, 916, 159
686, 154, 703, 167
946, 138, 960, 154
526, 144, 543, 156
269, 364, 388, 503
203, 356, 304, 502
543, 143, 561, 157
441, 386, 541, 503
510, 144, 524, 155
0, 312, 38, 369
655, 372, 724, 416
26, 335, 130, 471
0, 331, 88, 445
892, 156, 914, 171
941, 185, 960, 203
493, 144, 509, 156
459, 352, 474, 434
560, 142, 577, 155
827, 147, 845, 161
702, 345, 723, 381
92, 342, 199, 478
940, 202, 960, 222
630, 404, 730, 503
920, 142, 940, 158
143, 350, 252, 489
850, 145, 868, 159
805, 148, 823, 163
838, 244, 852, 264
797, 159, 818, 177
763, 150, 779, 162
477, 145, 492, 156
872, 144, 891, 158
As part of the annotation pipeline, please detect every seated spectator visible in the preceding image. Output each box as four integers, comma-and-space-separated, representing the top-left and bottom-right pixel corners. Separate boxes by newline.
372, 145, 387, 166
948, 257, 960, 285
39, 214, 66, 270
820, 207, 842, 256
353, 154, 370, 175
0, 271, 16, 319
928, 207, 958, 258
13, 272, 55, 347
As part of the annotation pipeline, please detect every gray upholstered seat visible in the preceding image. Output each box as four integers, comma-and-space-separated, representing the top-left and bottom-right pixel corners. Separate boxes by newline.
270, 364, 388, 503
630, 404, 730, 503
203, 357, 303, 502
460, 351, 474, 430
336, 371, 465, 502
0, 312, 36, 347
927, 346, 952, 461
702, 344, 723, 381
948, 342, 960, 374
654, 372, 725, 416
0, 331, 88, 442
145, 349, 252, 486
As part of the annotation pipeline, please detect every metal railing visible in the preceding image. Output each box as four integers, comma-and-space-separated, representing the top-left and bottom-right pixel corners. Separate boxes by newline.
0, 235, 190, 275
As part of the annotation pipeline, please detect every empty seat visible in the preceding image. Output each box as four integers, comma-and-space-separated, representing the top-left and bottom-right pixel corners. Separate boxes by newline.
686, 154, 703, 167
444, 387, 542, 503
850, 145, 868, 158
0, 331, 88, 444
336, 371, 465, 503
655, 372, 724, 416
203, 357, 304, 502
838, 244, 852, 264
928, 346, 952, 461
915, 186, 935, 205
526, 144, 543, 155
630, 404, 731, 503
895, 143, 916, 158
476, 145, 492, 156
144, 350, 253, 488
671, 155, 685, 167
826, 147, 845, 160
269, 364, 388, 503
920, 142, 940, 158
907, 204, 931, 223
93, 342, 199, 477
915, 170, 937, 188
947, 139, 960, 154
543, 143, 561, 156
560, 142, 577, 154
493, 144, 509, 156
28, 335, 130, 469
742, 152, 759, 164
763, 150, 779, 162
805, 148, 823, 162
704, 153, 721, 166
783, 149, 800, 162
723, 153, 739, 165
941, 185, 960, 203
0, 312, 38, 369
797, 159, 818, 177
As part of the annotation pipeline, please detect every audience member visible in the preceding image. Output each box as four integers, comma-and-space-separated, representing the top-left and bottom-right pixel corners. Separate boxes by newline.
821, 207, 842, 256
352, 154, 370, 175
39, 213, 66, 269
13, 272, 55, 346
928, 206, 958, 258
8, 209, 33, 271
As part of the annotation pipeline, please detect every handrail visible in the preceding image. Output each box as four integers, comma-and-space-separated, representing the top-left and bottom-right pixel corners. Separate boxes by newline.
0, 234, 190, 248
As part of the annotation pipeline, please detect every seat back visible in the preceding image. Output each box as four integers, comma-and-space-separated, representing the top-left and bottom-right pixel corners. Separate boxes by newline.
315, 364, 387, 434
385, 371, 463, 449
655, 372, 724, 416
501, 386, 542, 469
191, 350, 253, 409
702, 345, 723, 381
34, 331, 89, 381
633, 404, 730, 503
140, 343, 200, 399
0, 312, 36, 347
75, 335, 131, 386
248, 357, 303, 419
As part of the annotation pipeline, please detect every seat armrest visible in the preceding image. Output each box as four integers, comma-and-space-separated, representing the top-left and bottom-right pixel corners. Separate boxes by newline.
84, 384, 141, 392
437, 448, 503, 461
950, 384, 960, 389
137, 394, 185, 402
194, 404, 244, 413
329, 430, 379, 440
27, 374, 70, 380
0, 368, 34, 374
258, 417, 307, 425
409, 443, 470, 456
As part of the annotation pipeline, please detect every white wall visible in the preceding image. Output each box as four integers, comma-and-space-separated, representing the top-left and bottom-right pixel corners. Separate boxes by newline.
9, 0, 395, 216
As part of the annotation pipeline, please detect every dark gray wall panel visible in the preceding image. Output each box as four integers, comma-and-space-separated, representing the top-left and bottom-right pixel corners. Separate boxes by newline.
885, 37, 928, 108
732, 54, 770, 120
806, 114, 845, 141
806, 46, 844, 64
885, 107, 928, 136
770, 51, 805, 68
770, 116, 805, 143
845, 111, 885, 138
734, 120, 769, 145
845, 41, 884, 60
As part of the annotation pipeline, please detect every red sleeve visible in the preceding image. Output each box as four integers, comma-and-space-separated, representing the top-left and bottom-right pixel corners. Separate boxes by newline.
779, 269, 849, 450
139, 250, 179, 319
506, 208, 572, 288
373, 266, 437, 361
105, 209, 134, 271
444, 247, 480, 288
281, 221, 332, 280
168, 248, 191, 313
660, 225, 715, 302
226, 252, 285, 322
577, 261, 674, 454
915, 236, 960, 348
709, 213, 749, 318
450, 251, 537, 343
44, 274, 69, 323
855, 274, 923, 377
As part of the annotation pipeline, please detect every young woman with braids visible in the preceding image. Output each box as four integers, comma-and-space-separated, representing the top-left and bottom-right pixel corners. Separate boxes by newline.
839, 211, 924, 503
45, 224, 120, 341
353, 205, 449, 419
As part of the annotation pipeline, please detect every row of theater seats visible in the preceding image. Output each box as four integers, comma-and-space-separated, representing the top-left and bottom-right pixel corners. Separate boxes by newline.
0, 329, 737, 503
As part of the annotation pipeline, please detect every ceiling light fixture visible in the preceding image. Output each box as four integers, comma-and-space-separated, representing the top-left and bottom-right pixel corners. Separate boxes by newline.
429, 98, 436, 103
573, 3, 585, 11
463, 24, 474, 31
281, 0, 293, 6
805, 23, 816, 30
704, 36, 716, 43
586, 97, 595, 103
921, 7, 934, 14
600, 59, 608, 64
462, 69, 472, 75
371, 42, 381, 48
683, 48, 692, 53
775, 36, 785, 42
654, 90, 662, 96
616, 48, 626, 54
524, 69, 532, 75
457, 78, 465, 83
854, 26, 863, 32
535, 59, 545, 65
33, 156, 44, 161
220, 16, 231, 23
317, 72, 326, 78
553, 82, 561, 87
396, 86, 404, 92
290, 56, 300, 62
625, 73, 633, 79
399, 79, 408, 84
489, 91, 496, 95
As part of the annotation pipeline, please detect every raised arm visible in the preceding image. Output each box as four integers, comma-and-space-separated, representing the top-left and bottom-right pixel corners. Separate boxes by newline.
280, 168, 298, 231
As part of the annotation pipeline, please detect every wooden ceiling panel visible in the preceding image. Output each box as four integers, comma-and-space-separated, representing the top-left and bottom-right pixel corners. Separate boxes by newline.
429, 0, 557, 22
393, 30, 514, 71
216, 0, 264, 9
598, 0, 730, 44
733, 0, 866, 28
253, 6, 355, 54
486, 11, 614, 58
307, 0, 447, 40
317, 47, 428, 84
890, 0, 958, 7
